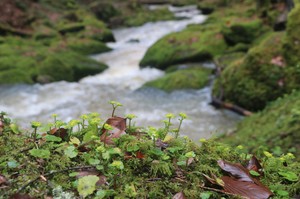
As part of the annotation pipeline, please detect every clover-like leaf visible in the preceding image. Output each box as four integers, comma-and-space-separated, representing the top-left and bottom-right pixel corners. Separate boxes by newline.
29, 149, 50, 159
77, 175, 99, 198
64, 145, 78, 158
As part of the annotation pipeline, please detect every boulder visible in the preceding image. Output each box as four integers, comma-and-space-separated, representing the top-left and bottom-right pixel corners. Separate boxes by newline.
143, 67, 212, 92
140, 24, 227, 70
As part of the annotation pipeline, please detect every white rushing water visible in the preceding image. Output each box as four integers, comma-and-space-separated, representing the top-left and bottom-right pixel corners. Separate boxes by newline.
0, 5, 241, 141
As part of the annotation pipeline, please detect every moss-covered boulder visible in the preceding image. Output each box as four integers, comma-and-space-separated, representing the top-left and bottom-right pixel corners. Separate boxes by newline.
62, 38, 111, 55
143, 67, 212, 92
38, 51, 108, 82
140, 24, 227, 70
213, 32, 300, 111
220, 90, 300, 159
222, 19, 269, 46
283, 3, 300, 65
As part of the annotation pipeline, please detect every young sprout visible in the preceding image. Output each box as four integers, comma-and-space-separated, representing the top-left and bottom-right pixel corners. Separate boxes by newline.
163, 113, 174, 138
148, 127, 159, 146
80, 114, 88, 128
109, 101, 122, 117
51, 114, 58, 127
175, 112, 187, 138
31, 121, 41, 145
125, 114, 137, 131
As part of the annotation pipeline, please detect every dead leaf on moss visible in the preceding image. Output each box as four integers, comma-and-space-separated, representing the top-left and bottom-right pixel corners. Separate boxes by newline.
49, 128, 68, 140
246, 156, 263, 175
270, 56, 285, 67
100, 117, 126, 145
0, 174, 7, 186
172, 191, 186, 199
204, 158, 273, 199
9, 193, 35, 199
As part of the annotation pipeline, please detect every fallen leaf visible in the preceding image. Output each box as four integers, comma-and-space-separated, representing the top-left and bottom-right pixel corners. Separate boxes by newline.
0, 174, 7, 185
136, 151, 145, 159
49, 128, 68, 141
100, 117, 126, 145
221, 176, 273, 199
172, 191, 186, 199
247, 156, 263, 175
217, 160, 253, 182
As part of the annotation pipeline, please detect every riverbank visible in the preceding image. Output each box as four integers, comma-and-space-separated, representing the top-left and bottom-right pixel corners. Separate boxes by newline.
139, 0, 300, 159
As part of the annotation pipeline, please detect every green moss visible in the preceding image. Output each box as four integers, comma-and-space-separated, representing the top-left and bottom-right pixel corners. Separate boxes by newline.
144, 67, 212, 92
213, 32, 300, 111
222, 19, 269, 45
63, 38, 111, 55
38, 51, 108, 82
220, 90, 300, 159
124, 8, 175, 27
140, 24, 227, 70
0, 112, 299, 198
283, 4, 300, 65
0, 69, 33, 84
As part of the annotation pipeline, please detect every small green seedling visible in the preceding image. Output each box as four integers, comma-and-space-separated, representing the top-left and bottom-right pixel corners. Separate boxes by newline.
109, 101, 122, 117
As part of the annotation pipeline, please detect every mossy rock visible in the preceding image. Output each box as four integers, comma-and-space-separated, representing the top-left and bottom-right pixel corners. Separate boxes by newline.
89, 1, 119, 23
0, 69, 33, 84
220, 90, 300, 159
124, 7, 175, 27
283, 3, 300, 65
222, 19, 269, 45
38, 51, 108, 82
140, 24, 227, 70
213, 32, 300, 111
63, 38, 111, 55
143, 67, 212, 92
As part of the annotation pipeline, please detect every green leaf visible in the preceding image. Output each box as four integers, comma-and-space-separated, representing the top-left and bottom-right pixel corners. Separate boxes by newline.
177, 161, 186, 166
110, 160, 124, 170
29, 149, 50, 159
276, 190, 289, 196
7, 160, 19, 168
249, 170, 260, 177
126, 144, 139, 152
69, 172, 78, 177
88, 158, 100, 165
108, 147, 122, 155
185, 151, 196, 158
64, 145, 78, 158
45, 134, 62, 142
200, 192, 212, 199
278, 171, 299, 182
96, 190, 106, 199
70, 137, 81, 145
77, 175, 99, 198
10, 123, 20, 134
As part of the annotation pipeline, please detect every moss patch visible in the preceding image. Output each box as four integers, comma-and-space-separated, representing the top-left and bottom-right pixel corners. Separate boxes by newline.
220, 90, 300, 159
140, 24, 227, 70
213, 32, 300, 111
0, 112, 299, 198
144, 67, 212, 92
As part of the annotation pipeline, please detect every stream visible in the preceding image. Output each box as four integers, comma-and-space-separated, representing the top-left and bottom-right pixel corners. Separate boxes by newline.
0, 5, 241, 141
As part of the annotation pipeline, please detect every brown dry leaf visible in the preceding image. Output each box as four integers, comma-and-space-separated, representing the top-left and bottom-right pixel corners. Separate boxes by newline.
100, 117, 126, 145
0, 174, 7, 186
217, 159, 273, 199
247, 156, 263, 175
270, 56, 285, 67
222, 176, 273, 199
217, 160, 253, 182
187, 157, 194, 166
49, 128, 68, 140
172, 191, 186, 199
136, 151, 145, 159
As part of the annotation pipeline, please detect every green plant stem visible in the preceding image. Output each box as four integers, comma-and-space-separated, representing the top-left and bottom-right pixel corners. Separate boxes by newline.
176, 119, 183, 138
112, 107, 116, 117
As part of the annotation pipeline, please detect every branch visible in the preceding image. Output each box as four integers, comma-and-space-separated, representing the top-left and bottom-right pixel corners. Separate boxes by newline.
210, 97, 253, 116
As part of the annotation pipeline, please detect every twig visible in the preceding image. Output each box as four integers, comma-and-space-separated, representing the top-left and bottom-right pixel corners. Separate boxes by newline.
18, 165, 95, 192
